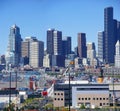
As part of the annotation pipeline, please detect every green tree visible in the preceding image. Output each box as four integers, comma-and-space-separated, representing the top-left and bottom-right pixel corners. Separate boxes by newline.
80, 104, 86, 109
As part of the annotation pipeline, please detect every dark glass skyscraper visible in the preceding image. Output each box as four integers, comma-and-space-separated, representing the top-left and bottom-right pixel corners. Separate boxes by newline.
77, 33, 87, 58
47, 29, 62, 55
62, 36, 71, 56
104, 7, 114, 63
117, 21, 120, 41
53, 30, 62, 55
6, 24, 22, 68
47, 29, 55, 55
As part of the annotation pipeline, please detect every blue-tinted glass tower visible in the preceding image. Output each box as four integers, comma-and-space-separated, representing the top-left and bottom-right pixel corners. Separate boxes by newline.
104, 7, 114, 63
6, 24, 22, 69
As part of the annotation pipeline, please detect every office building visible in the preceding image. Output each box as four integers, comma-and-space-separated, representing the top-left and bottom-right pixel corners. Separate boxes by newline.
52, 55, 65, 67
6, 24, 22, 69
29, 40, 44, 68
53, 30, 62, 55
21, 37, 38, 65
53, 83, 109, 108
104, 7, 114, 63
115, 40, 120, 68
66, 36, 71, 54
87, 42, 96, 59
43, 54, 52, 68
117, 21, 120, 41
62, 36, 71, 56
74, 47, 79, 57
98, 31, 105, 62
78, 33, 87, 58
47, 29, 55, 55
0, 55, 6, 64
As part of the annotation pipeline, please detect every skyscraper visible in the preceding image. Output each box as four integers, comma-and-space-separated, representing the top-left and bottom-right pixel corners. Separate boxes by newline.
104, 7, 114, 63
77, 33, 87, 58
6, 24, 22, 69
47, 29, 62, 55
53, 30, 62, 55
67, 37, 71, 54
62, 36, 71, 56
29, 40, 44, 68
87, 42, 96, 59
117, 21, 120, 41
47, 29, 55, 55
115, 40, 120, 68
98, 31, 105, 62
21, 37, 37, 65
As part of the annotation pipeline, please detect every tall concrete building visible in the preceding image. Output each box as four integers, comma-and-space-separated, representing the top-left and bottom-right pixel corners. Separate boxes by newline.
87, 42, 96, 59
43, 54, 52, 68
30, 40, 44, 68
104, 7, 114, 64
115, 40, 120, 68
98, 31, 105, 62
21, 37, 37, 65
6, 24, 22, 69
78, 33, 87, 58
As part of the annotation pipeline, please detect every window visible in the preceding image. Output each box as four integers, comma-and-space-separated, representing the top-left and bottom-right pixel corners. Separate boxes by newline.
61, 98, 63, 101
96, 98, 98, 100
82, 98, 84, 100
61, 93, 63, 95
78, 98, 81, 100
85, 98, 87, 100
54, 98, 56, 100
58, 98, 60, 100
58, 93, 60, 95
54, 93, 56, 95
88, 98, 90, 100
93, 98, 95, 100
106, 98, 109, 100
100, 98, 102, 100
103, 103, 105, 105
103, 98, 105, 100
100, 103, 102, 106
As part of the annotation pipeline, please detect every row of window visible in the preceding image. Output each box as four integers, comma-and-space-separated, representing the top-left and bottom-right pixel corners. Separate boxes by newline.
54, 93, 63, 96
77, 88, 108, 90
54, 98, 63, 101
78, 97, 109, 101
100, 103, 109, 106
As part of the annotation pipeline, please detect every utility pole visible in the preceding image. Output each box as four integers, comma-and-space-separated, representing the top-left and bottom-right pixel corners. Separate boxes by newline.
9, 71, 11, 106
112, 68, 115, 106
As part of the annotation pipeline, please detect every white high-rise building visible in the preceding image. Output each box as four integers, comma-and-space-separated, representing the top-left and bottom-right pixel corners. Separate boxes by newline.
115, 40, 120, 68
30, 40, 44, 68
43, 54, 52, 68
87, 42, 96, 59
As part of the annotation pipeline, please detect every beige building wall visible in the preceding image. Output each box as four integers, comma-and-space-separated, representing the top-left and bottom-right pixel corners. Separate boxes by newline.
72, 86, 109, 108
76, 93, 109, 108
53, 91, 65, 107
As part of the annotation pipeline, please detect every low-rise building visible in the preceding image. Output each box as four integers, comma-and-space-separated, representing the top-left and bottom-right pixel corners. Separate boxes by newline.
53, 82, 109, 108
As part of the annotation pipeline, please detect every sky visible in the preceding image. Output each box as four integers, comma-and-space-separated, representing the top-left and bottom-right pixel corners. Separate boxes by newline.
0, 0, 120, 54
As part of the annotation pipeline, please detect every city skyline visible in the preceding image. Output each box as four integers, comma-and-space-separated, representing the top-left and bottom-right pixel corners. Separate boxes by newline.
0, 0, 120, 54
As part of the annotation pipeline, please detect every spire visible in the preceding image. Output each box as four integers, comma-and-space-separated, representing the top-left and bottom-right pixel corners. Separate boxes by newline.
115, 40, 120, 47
